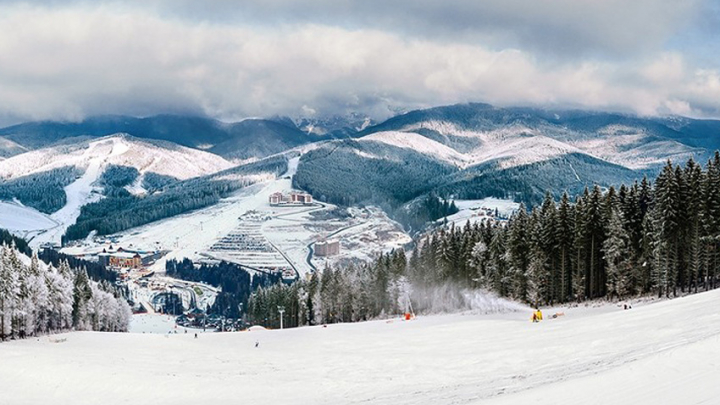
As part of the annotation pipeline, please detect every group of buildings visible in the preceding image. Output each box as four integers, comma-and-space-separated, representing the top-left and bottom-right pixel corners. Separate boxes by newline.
97, 246, 164, 269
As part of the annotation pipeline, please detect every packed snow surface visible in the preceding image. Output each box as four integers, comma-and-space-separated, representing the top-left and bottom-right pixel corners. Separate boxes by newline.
2, 289, 719, 405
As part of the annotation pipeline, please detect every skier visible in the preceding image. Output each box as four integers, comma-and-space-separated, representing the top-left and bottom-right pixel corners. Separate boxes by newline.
194, 333, 198, 339
255, 341, 259, 348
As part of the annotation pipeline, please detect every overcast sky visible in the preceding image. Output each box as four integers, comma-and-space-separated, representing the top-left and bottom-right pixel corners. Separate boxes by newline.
0, 0, 718, 125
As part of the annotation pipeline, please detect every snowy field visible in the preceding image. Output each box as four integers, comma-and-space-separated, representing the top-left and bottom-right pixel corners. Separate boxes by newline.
0, 201, 57, 234
2, 289, 719, 405
129, 314, 213, 335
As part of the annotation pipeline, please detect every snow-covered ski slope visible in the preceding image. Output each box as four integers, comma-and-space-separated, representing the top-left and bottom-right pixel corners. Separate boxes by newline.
0, 136, 236, 247
2, 289, 719, 405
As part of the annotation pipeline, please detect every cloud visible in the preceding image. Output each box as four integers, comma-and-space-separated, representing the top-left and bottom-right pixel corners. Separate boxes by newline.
0, 2, 718, 125
135, 0, 702, 58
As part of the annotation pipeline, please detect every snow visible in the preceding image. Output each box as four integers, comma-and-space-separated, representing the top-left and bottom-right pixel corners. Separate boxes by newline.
124, 173, 147, 196
89, 154, 302, 272
1, 289, 719, 404
27, 140, 109, 247
1, 136, 236, 248
83, 153, 410, 277
569, 125, 703, 170
0, 201, 57, 233
0, 134, 233, 181
359, 124, 584, 170
468, 135, 584, 169
362, 131, 468, 165
395, 119, 706, 172
129, 314, 212, 335
440, 198, 519, 227
454, 198, 519, 217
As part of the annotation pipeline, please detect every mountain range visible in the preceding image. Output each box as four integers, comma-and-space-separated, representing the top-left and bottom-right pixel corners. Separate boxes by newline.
1, 103, 718, 239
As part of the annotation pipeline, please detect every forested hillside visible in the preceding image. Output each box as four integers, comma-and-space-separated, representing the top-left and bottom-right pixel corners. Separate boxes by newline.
436, 153, 638, 206
294, 139, 456, 206
63, 155, 288, 241
0, 166, 80, 213
294, 137, 640, 229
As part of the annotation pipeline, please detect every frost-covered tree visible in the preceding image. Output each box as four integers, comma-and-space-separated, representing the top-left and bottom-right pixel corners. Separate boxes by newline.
603, 209, 631, 299
0, 243, 129, 340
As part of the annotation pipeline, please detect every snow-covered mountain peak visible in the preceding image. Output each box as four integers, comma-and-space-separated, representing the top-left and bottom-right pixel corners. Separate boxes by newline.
361, 131, 469, 166
469, 135, 585, 169
0, 134, 234, 180
400, 120, 481, 138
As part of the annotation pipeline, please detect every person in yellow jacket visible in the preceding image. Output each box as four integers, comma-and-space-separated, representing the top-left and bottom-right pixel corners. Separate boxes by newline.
531, 308, 543, 322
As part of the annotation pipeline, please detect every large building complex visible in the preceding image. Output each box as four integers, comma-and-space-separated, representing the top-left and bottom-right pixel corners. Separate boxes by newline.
269, 191, 313, 206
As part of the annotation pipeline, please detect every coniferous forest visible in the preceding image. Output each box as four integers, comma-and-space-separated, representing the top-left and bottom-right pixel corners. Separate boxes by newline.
246, 153, 720, 327
0, 243, 131, 341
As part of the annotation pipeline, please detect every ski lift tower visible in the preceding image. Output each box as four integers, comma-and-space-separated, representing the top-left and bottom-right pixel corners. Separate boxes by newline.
278, 306, 285, 329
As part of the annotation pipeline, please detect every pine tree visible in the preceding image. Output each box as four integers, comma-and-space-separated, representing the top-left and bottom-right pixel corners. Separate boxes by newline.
603, 209, 631, 300
702, 152, 720, 289
684, 158, 704, 293
72, 268, 93, 329
556, 192, 574, 302
583, 186, 606, 298
487, 226, 508, 296
0, 246, 19, 340
572, 195, 587, 301
652, 162, 680, 297
506, 204, 530, 301
27, 253, 50, 335
526, 208, 548, 306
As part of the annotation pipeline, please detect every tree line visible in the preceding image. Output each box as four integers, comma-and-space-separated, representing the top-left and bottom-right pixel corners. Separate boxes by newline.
0, 243, 131, 341
409, 154, 720, 305
0, 166, 80, 214
247, 249, 411, 328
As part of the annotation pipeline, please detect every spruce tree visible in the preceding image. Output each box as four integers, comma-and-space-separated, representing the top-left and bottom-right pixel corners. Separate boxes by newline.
556, 192, 574, 302
603, 209, 631, 300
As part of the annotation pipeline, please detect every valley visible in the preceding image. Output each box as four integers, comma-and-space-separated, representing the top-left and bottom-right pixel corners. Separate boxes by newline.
57, 155, 412, 280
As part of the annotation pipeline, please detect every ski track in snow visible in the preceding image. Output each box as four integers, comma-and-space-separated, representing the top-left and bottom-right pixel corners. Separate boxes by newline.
30, 140, 111, 247
1, 289, 719, 405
